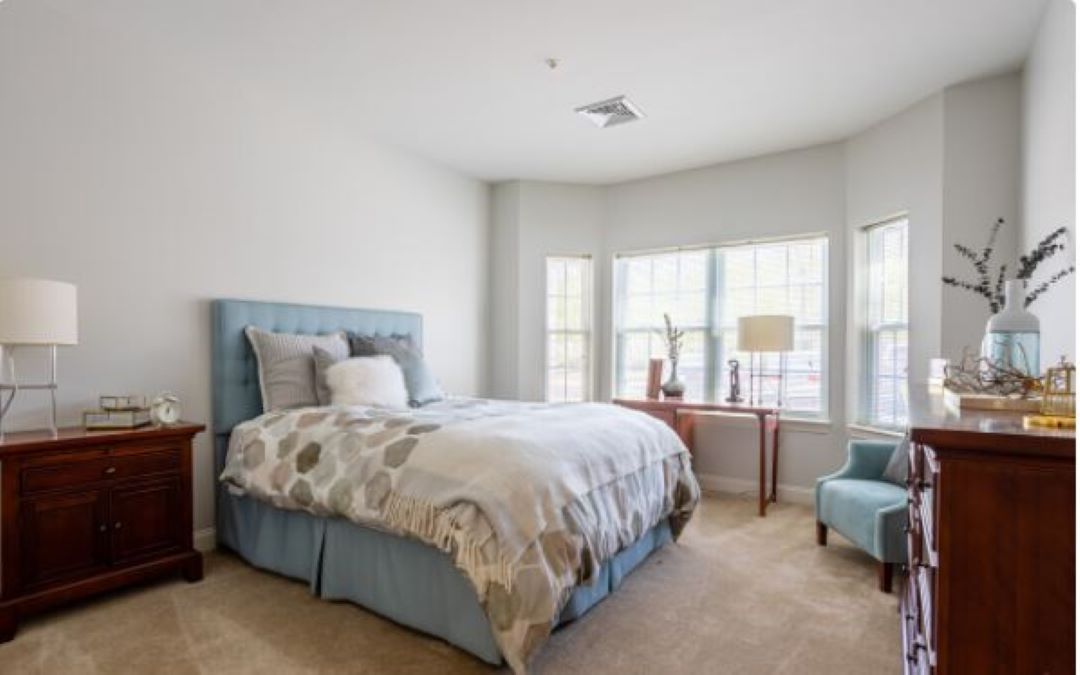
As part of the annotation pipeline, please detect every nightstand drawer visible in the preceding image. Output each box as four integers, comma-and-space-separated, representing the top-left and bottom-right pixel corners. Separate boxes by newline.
21, 447, 181, 494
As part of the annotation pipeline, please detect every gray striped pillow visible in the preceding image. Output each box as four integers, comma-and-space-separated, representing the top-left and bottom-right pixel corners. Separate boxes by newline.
245, 326, 349, 412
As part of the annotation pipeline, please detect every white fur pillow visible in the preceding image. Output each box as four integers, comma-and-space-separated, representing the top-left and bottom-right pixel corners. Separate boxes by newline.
325, 355, 409, 409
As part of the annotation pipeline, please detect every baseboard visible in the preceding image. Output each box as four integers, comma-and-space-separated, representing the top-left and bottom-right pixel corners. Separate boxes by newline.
193, 527, 217, 552
695, 472, 815, 506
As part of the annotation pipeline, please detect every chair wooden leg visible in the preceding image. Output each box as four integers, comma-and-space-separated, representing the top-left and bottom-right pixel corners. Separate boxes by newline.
878, 561, 894, 593
816, 521, 827, 546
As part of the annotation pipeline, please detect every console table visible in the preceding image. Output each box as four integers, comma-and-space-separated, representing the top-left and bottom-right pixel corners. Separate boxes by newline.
612, 398, 780, 516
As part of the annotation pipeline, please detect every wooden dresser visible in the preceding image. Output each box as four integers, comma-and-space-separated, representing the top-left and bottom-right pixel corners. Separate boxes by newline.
0, 423, 204, 641
903, 393, 1074, 674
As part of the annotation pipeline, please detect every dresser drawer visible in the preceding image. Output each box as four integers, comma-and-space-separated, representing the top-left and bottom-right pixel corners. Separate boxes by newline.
907, 500, 923, 566
914, 563, 936, 665
901, 573, 931, 675
21, 446, 182, 494
914, 445, 939, 559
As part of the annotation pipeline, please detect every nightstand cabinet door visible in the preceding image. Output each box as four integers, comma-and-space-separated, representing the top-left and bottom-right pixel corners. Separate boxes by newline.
110, 477, 183, 564
20, 489, 109, 589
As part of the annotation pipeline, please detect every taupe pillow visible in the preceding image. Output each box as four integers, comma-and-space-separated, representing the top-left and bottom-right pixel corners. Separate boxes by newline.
313, 345, 346, 406
245, 326, 348, 412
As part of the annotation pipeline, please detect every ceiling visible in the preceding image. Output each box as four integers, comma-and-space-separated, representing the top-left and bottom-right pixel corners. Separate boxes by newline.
39, 0, 1048, 184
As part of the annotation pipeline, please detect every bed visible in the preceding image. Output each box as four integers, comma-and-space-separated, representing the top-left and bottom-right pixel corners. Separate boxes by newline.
211, 299, 698, 671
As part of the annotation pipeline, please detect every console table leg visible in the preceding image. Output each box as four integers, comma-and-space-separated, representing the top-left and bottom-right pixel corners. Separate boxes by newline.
771, 414, 780, 503
757, 417, 766, 517
675, 411, 695, 453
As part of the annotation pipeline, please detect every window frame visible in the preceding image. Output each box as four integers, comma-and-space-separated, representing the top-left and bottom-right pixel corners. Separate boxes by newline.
544, 254, 593, 403
858, 215, 910, 430
611, 233, 830, 418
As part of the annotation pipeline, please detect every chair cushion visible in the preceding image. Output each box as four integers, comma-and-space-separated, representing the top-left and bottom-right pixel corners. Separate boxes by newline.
818, 479, 907, 558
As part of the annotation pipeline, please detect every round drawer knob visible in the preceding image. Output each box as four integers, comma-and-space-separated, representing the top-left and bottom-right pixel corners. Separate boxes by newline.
103, 466, 117, 475
114, 522, 122, 530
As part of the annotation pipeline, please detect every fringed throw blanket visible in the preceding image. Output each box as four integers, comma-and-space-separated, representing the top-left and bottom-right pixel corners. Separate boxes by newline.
221, 398, 700, 672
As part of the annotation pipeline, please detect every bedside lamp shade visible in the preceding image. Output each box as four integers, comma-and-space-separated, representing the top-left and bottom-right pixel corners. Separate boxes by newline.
0, 279, 78, 345
737, 315, 794, 353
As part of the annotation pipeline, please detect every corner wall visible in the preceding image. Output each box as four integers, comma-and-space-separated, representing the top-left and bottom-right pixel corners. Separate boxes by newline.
1021, 0, 1076, 363
488, 182, 606, 401
492, 72, 1039, 494
942, 74, 1023, 362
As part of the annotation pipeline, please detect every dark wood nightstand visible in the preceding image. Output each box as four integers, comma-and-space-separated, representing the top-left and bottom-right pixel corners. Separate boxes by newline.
0, 422, 205, 641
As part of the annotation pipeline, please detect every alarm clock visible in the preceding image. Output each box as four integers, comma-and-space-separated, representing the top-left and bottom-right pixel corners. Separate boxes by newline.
151, 392, 181, 426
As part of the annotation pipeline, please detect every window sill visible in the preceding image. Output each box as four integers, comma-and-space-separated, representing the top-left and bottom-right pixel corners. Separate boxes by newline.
847, 423, 906, 439
781, 417, 833, 434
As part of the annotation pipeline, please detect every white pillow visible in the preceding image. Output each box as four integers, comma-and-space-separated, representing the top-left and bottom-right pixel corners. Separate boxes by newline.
325, 355, 409, 409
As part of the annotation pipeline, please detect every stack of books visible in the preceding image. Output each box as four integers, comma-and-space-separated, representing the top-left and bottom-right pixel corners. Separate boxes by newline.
83, 395, 151, 430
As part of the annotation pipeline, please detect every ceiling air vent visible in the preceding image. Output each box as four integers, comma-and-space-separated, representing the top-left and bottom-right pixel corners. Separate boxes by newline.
575, 95, 645, 128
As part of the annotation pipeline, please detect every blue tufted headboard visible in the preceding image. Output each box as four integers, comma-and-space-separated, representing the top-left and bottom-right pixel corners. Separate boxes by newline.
211, 299, 423, 468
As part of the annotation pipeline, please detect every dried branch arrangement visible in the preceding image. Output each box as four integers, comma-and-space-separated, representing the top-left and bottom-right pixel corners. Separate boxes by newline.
944, 347, 1042, 398
661, 313, 684, 363
942, 218, 1074, 313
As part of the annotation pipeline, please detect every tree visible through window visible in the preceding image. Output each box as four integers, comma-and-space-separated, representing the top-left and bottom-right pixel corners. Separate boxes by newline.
613, 236, 829, 416
545, 256, 592, 402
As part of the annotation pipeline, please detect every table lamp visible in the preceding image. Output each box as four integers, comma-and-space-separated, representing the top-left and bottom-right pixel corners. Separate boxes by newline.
0, 279, 79, 439
737, 315, 794, 407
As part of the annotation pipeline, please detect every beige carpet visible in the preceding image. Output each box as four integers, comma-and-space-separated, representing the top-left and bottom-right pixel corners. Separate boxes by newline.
0, 494, 900, 674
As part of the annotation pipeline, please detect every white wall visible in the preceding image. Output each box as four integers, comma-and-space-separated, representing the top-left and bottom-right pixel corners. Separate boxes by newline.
489, 184, 522, 398
1021, 0, 1076, 363
489, 182, 606, 401
845, 92, 945, 416
0, 2, 490, 533
844, 73, 1026, 399
942, 74, 1023, 362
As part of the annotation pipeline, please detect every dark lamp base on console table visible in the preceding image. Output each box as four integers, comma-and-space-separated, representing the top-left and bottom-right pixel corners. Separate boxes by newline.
0, 422, 205, 642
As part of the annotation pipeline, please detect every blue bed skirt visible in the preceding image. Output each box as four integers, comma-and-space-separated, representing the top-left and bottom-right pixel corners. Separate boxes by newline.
217, 490, 672, 665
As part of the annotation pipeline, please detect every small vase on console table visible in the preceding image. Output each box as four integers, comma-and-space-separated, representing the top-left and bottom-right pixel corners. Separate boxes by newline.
661, 360, 685, 400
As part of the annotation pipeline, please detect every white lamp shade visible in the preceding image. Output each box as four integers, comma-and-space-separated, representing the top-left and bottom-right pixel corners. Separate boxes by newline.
0, 278, 78, 345
737, 315, 794, 352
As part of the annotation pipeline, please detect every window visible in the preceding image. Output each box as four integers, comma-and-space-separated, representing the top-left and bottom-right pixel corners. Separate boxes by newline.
545, 256, 592, 402
861, 217, 909, 428
614, 236, 828, 416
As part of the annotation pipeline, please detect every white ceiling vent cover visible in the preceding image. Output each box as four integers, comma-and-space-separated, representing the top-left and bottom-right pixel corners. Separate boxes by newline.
575, 95, 645, 128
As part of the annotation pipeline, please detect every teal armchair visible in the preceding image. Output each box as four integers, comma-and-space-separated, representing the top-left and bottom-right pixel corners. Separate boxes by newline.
816, 440, 907, 592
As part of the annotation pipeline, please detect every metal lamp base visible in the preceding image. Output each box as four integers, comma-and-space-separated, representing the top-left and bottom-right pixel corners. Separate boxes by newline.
747, 351, 787, 409
0, 344, 61, 441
